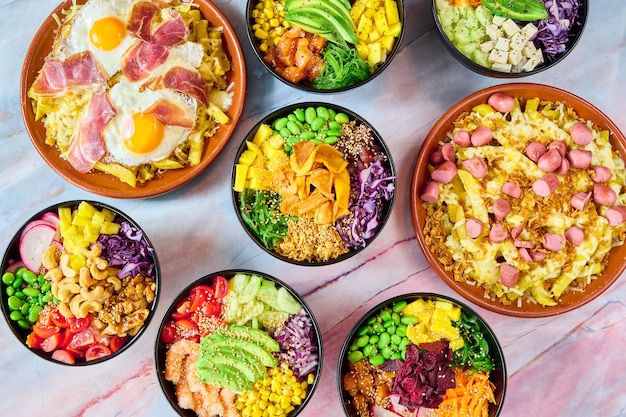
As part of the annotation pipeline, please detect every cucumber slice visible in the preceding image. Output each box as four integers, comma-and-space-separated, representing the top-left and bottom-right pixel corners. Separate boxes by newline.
453, 24, 471, 45
277, 287, 302, 315
475, 5, 494, 26
239, 274, 262, 303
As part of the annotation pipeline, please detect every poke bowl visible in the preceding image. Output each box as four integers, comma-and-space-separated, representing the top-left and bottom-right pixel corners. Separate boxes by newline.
338, 293, 506, 417
411, 83, 626, 317
432, 0, 587, 77
231, 102, 396, 265
246, 0, 405, 92
20, 0, 247, 198
0, 200, 160, 365
155, 270, 322, 417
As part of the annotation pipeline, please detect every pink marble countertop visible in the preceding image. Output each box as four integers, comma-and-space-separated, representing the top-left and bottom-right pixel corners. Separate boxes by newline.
0, 0, 624, 416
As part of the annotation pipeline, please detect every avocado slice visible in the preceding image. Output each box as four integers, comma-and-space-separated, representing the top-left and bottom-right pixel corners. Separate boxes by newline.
202, 337, 278, 368
196, 360, 251, 392
213, 325, 280, 352
209, 345, 267, 382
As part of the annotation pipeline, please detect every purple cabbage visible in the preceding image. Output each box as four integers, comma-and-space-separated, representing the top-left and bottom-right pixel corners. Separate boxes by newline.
335, 160, 395, 249
532, 0, 582, 61
96, 221, 155, 279
270, 309, 319, 379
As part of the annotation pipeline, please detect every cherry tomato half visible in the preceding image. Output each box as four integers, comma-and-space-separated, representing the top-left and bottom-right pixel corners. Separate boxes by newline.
26, 332, 44, 349
212, 276, 229, 299
52, 349, 75, 364
85, 343, 112, 361
175, 319, 199, 342
40, 333, 61, 353
110, 335, 129, 353
33, 323, 59, 339
161, 321, 178, 344
69, 316, 90, 333
171, 299, 192, 320
50, 308, 70, 328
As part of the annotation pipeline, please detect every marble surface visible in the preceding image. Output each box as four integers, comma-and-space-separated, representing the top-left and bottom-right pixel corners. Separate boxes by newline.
1, 0, 625, 416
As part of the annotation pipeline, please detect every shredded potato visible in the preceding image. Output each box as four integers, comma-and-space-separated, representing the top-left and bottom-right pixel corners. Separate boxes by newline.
28, 0, 234, 187
422, 97, 626, 307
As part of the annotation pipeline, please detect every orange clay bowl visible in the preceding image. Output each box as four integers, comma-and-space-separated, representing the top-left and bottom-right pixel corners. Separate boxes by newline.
20, 0, 246, 199
410, 83, 626, 318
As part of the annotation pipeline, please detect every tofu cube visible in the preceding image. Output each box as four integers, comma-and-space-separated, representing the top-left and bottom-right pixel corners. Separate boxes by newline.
491, 62, 512, 72
485, 24, 502, 40
494, 37, 510, 51
501, 18, 520, 37
522, 41, 537, 58
512, 56, 528, 73
510, 32, 529, 53
521, 23, 539, 39
508, 49, 523, 66
489, 48, 508, 64
492, 15, 506, 26
480, 40, 495, 53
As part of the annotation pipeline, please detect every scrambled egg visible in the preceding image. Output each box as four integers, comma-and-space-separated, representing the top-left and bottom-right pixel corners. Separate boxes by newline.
423, 98, 626, 307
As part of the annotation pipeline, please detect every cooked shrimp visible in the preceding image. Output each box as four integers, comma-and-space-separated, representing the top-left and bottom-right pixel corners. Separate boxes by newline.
164, 339, 199, 384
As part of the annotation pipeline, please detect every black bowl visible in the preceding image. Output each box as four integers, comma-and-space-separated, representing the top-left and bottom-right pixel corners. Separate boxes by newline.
155, 269, 322, 416
1, 200, 160, 365
432, 0, 587, 77
231, 101, 396, 265
246, 0, 405, 92
338, 293, 507, 416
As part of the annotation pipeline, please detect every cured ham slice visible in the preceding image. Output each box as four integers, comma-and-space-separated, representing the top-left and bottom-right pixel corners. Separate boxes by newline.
144, 98, 195, 129
127, 1, 159, 42
161, 66, 209, 106
67, 90, 116, 173
152, 10, 189, 47
31, 51, 106, 97
122, 42, 169, 82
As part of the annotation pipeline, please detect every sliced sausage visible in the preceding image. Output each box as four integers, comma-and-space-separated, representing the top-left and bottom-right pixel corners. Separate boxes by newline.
591, 166, 611, 183
542, 233, 565, 251
502, 181, 522, 198
441, 143, 455, 161
470, 126, 493, 146
593, 183, 617, 206
420, 181, 440, 202
430, 150, 444, 166
499, 263, 520, 287
547, 140, 568, 157
530, 251, 546, 261
518, 248, 533, 262
532, 173, 560, 197
556, 158, 570, 175
570, 121, 593, 146
606, 206, 626, 226
537, 148, 562, 172
493, 198, 511, 220
453, 130, 471, 147
571, 192, 592, 211
510, 225, 523, 239
488, 92, 516, 113
567, 149, 592, 169
431, 161, 458, 184
461, 157, 488, 179
565, 226, 584, 246
489, 223, 509, 243
465, 219, 484, 239
525, 142, 547, 162
514, 239, 534, 248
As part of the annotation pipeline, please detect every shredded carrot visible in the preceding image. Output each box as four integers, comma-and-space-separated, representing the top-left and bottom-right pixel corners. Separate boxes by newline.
435, 368, 496, 417
448, 0, 482, 7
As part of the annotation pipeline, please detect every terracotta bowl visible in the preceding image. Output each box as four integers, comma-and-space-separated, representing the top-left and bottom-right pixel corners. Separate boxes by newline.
338, 293, 506, 417
432, 0, 587, 78
411, 83, 626, 317
155, 269, 322, 417
1, 200, 160, 365
231, 102, 396, 266
245, 0, 405, 92
20, 0, 246, 198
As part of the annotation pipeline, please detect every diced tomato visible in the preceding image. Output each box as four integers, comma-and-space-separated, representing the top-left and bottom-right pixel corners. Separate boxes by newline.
212, 276, 229, 299
171, 299, 192, 320
175, 318, 199, 342
33, 323, 59, 339
40, 333, 61, 353
85, 343, 112, 361
197, 300, 221, 318
57, 328, 72, 349
69, 316, 90, 333
52, 349, 75, 364
51, 308, 70, 328
67, 329, 96, 357
161, 320, 178, 344
26, 332, 44, 349
110, 335, 129, 353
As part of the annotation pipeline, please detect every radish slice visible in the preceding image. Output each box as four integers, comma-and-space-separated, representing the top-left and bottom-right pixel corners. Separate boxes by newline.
40, 212, 60, 227
20, 219, 56, 241
19, 223, 56, 272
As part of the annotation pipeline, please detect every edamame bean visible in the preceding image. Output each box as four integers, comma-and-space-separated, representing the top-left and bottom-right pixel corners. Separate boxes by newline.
328, 121, 341, 131
20, 303, 30, 315
304, 107, 317, 124
5, 286, 15, 297
392, 312, 401, 325
2, 271, 15, 285
396, 324, 407, 337
323, 136, 339, 145
371, 322, 384, 333
274, 117, 288, 130
283, 144, 292, 153
316, 106, 330, 120
335, 112, 350, 124
41, 281, 51, 293
42, 293, 53, 303
28, 305, 43, 323
279, 127, 291, 138
12, 276, 23, 289
19, 268, 38, 286
347, 350, 364, 362
310, 138, 323, 145
369, 335, 379, 345
380, 310, 391, 322
286, 135, 299, 146
7, 295, 22, 311
390, 352, 402, 361
401, 315, 418, 325
294, 108, 305, 122
362, 344, 374, 357
22, 287, 40, 298
356, 335, 369, 347
299, 130, 316, 140
390, 334, 402, 346
370, 355, 385, 366
310, 117, 325, 131
14, 291, 26, 300
287, 114, 297, 122
392, 300, 407, 313
386, 324, 396, 335
383, 319, 394, 328
10, 311, 23, 321
377, 332, 391, 348
328, 108, 336, 120
17, 319, 30, 329
381, 346, 393, 359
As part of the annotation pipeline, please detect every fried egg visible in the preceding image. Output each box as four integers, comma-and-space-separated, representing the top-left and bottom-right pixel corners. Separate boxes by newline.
103, 78, 197, 167
58, 0, 138, 78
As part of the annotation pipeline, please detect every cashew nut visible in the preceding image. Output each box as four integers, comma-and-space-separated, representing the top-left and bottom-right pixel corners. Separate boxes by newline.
42, 245, 60, 269
106, 276, 122, 292
69, 294, 86, 318
79, 266, 99, 288
80, 285, 105, 302
58, 301, 74, 319
90, 259, 111, 280
59, 253, 77, 278
57, 282, 81, 301
45, 268, 63, 282
81, 243, 102, 259
78, 300, 102, 319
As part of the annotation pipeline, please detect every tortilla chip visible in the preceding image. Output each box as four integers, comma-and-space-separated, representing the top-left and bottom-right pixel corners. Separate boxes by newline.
290, 141, 317, 175
308, 168, 333, 197
314, 144, 348, 174
314, 201, 334, 224
280, 193, 301, 215
334, 170, 351, 211
296, 189, 329, 215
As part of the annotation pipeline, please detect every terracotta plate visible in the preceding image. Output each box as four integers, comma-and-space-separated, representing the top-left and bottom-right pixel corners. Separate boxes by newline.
20, 0, 246, 198
410, 83, 626, 317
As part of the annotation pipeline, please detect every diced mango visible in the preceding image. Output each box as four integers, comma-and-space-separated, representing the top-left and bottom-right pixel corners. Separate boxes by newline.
369, 29, 381, 42
91, 210, 105, 228
72, 215, 91, 227
366, 0, 382, 8
350, 0, 367, 22
77, 201, 96, 218
100, 221, 120, 235
385, 0, 400, 25
356, 15, 373, 41
368, 42, 382, 65
380, 35, 395, 51
233, 164, 248, 192
246, 140, 262, 155
252, 123, 273, 145
374, 9, 389, 33
238, 149, 257, 165
386, 21, 402, 37
355, 42, 369, 60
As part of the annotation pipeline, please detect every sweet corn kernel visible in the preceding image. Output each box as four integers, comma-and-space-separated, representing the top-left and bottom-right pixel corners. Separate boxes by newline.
264, 8, 274, 19
269, 18, 279, 27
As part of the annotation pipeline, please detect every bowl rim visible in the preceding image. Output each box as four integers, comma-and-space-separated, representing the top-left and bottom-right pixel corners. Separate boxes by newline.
154, 268, 324, 417
336, 292, 507, 417
0, 199, 161, 366
19, 0, 247, 199
410, 82, 626, 318
244, 0, 406, 93
431, 0, 588, 78
230, 101, 397, 266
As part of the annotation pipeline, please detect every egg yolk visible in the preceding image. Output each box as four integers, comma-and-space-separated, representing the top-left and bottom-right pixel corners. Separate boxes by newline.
89, 17, 126, 51
124, 113, 164, 154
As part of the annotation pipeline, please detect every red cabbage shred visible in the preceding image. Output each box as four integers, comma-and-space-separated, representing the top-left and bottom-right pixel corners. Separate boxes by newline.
532, 0, 582, 61
270, 309, 319, 379
97, 221, 155, 279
